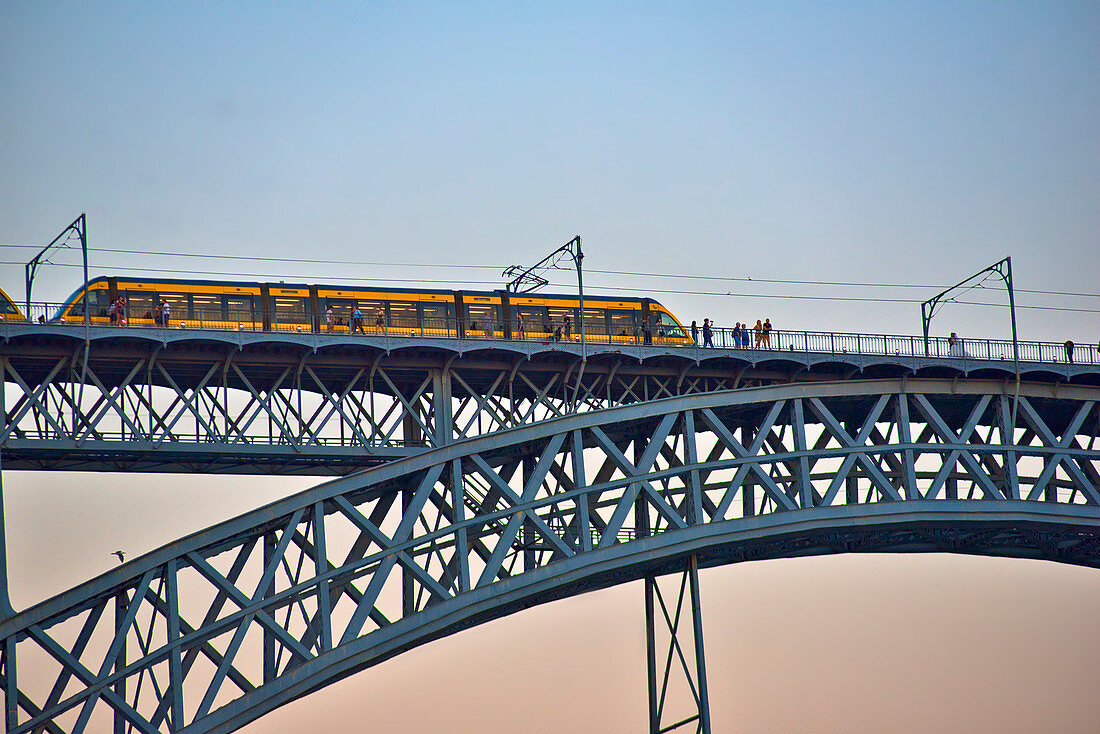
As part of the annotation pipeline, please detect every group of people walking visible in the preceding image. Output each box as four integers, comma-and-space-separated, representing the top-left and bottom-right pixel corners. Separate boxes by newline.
690, 317, 774, 348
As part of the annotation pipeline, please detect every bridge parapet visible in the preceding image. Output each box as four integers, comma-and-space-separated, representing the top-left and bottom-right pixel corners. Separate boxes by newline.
2, 379, 1098, 733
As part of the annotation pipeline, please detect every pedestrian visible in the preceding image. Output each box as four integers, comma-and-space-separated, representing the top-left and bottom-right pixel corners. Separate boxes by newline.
732, 322, 742, 348
517, 314, 525, 339
762, 318, 772, 348
117, 297, 127, 326
563, 315, 572, 340
702, 318, 713, 347
161, 299, 170, 328
482, 312, 493, 337
691, 320, 698, 344
351, 305, 363, 334
374, 308, 385, 332
554, 324, 563, 342
325, 306, 334, 333
642, 315, 652, 345
1065, 340, 1074, 364
108, 298, 118, 326
753, 319, 763, 348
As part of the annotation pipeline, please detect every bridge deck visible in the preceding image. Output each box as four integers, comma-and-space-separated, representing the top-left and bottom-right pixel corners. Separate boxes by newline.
3, 324, 1098, 473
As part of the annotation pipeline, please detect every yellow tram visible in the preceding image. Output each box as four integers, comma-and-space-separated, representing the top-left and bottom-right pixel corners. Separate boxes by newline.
0, 287, 25, 321
55, 276, 693, 344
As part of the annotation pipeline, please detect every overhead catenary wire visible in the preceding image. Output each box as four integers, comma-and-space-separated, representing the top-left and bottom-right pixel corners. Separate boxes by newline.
0, 244, 1098, 300
3, 259, 1100, 315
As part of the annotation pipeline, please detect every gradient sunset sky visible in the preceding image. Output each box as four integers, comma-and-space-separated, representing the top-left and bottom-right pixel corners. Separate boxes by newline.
2, 2, 1099, 732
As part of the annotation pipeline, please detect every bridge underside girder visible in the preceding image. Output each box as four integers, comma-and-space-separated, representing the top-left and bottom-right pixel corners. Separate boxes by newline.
1, 378, 1098, 733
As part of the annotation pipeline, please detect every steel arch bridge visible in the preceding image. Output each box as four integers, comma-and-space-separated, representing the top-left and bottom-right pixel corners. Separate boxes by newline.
2, 378, 1099, 733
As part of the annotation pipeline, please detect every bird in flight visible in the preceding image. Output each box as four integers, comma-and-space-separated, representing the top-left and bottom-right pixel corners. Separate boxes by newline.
112, 550, 126, 564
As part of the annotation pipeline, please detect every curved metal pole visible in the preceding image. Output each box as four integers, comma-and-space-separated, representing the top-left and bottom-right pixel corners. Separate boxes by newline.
572, 238, 587, 409
502, 235, 587, 408
920, 255, 1019, 424
25, 214, 88, 322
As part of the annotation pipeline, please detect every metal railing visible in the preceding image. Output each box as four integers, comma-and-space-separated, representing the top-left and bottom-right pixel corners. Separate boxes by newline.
6, 301, 1097, 366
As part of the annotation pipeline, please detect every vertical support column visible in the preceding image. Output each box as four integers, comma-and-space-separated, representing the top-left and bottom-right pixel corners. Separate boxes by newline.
403, 408, 423, 448
683, 411, 702, 526
687, 555, 712, 734
897, 394, 920, 500
792, 399, 812, 508
0, 355, 7, 449
2, 638, 15, 734
114, 590, 128, 734
844, 419, 860, 505
0, 450, 13, 620
0, 450, 14, 732
522, 455, 535, 571
644, 574, 660, 734
165, 559, 185, 730
432, 367, 453, 447
742, 423, 756, 519
402, 409, 421, 617
644, 556, 712, 734
262, 532, 277, 683
635, 435, 650, 541
3, 635, 16, 733
313, 501, 333, 653
451, 459, 471, 593
999, 395, 1020, 500
402, 484, 414, 617
572, 429, 592, 552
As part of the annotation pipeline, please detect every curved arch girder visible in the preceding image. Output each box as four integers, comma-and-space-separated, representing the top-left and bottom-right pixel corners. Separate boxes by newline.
2, 379, 1099, 733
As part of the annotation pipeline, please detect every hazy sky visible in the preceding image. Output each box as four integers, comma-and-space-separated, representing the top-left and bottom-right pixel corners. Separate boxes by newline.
2, 1, 1098, 339
2, 2, 1099, 732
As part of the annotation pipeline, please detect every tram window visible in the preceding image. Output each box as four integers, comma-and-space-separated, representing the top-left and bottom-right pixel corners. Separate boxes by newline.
655, 312, 685, 338
516, 306, 549, 333
69, 289, 106, 317
324, 298, 355, 324
274, 296, 309, 327
608, 309, 638, 337
159, 292, 190, 321
0, 298, 19, 315
226, 295, 257, 322
547, 306, 577, 333
420, 302, 454, 333
387, 301, 418, 329
465, 304, 500, 334
357, 300, 388, 327
122, 293, 156, 320
579, 308, 607, 337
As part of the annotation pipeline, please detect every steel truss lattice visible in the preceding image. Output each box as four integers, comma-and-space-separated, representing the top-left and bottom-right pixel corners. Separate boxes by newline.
5, 329, 1097, 474
0, 344, 759, 473
1, 378, 1099, 733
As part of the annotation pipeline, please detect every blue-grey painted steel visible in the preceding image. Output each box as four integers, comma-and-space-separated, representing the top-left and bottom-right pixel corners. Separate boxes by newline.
1, 378, 1097, 732
646, 556, 712, 734
3, 327, 1098, 474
